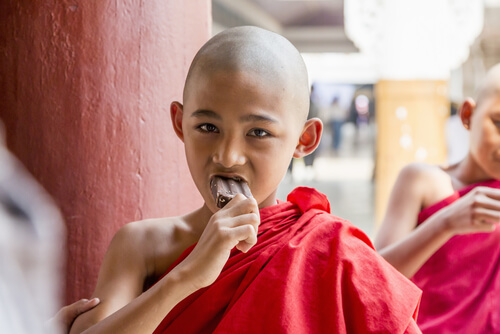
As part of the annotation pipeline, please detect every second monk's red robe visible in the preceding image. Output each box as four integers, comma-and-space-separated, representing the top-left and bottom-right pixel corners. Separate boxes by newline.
154, 187, 422, 333
412, 180, 500, 333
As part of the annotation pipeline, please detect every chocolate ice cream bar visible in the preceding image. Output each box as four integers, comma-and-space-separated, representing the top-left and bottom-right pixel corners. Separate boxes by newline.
210, 176, 252, 208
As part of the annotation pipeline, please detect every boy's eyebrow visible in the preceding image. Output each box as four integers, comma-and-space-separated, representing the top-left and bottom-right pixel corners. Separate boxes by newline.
191, 109, 222, 120
240, 114, 279, 124
191, 109, 279, 124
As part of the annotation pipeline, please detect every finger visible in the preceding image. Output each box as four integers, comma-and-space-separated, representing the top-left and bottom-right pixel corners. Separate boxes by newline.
77, 297, 100, 313
473, 207, 500, 224
218, 212, 260, 232
475, 194, 500, 211
475, 187, 500, 201
471, 219, 497, 232
230, 224, 258, 252
220, 194, 259, 216
236, 240, 255, 253
58, 298, 100, 325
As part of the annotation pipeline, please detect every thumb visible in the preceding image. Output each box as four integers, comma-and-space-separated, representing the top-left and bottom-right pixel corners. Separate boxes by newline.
57, 298, 100, 327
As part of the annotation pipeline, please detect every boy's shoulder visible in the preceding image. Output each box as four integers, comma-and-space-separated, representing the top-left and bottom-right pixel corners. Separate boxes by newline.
283, 186, 373, 249
399, 162, 446, 179
115, 215, 187, 244
119, 215, 188, 236
289, 207, 376, 259
284, 210, 422, 326
398, 162, 455, 207
109, 215, 201, 279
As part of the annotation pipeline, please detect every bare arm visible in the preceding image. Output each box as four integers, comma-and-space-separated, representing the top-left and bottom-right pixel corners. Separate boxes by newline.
68, 222, 196, 334
69, 194, 260, 334
375, 165, 500, 278
73, 268, 196, 334
376, 207, 453, 278
374, 165, 452, 278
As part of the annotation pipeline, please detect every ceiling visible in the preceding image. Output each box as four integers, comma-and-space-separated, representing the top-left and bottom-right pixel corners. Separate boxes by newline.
213, 0, 500, 92
249, 0, 344, 26
212, 0, 500, 63
212, 0, 358, 53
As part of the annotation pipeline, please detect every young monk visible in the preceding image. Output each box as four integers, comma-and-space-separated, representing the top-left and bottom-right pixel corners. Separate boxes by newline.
375, 63, 500, 333
70, 26, 421, 334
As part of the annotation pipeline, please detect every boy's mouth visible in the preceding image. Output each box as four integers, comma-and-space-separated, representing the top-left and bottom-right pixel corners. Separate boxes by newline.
211, 174, 245, 183
210, 175, 252, 208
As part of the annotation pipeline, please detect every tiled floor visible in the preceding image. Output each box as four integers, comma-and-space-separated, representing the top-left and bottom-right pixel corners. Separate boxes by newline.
277, 122, 377, 239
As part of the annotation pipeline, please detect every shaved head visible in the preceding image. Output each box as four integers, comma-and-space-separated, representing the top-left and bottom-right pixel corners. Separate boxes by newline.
475, 63, 500, 107
184, 26, 310, 121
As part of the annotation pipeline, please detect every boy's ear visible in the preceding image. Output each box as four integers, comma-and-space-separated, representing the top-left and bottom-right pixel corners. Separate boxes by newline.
459, 98, 476, 130
170, 101, 184, 142
293, 118, 323, 158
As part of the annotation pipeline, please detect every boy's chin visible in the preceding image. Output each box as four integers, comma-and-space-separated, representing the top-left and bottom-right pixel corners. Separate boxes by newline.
202, 199, 220, 214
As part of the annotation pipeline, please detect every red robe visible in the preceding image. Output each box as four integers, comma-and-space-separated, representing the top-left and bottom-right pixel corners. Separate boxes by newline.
154, 187, 421, 333
412, 180, 500, 333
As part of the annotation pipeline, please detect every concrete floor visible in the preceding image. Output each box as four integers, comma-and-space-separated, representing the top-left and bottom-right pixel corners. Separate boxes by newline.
277, 122, 377, 239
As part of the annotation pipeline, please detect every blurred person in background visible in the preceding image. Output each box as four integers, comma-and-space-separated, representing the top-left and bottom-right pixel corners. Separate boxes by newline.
324, 96, 349, 155
0, 120, 99, 334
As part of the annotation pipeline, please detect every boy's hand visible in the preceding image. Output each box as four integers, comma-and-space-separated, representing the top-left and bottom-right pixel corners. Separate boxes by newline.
46, 298, 100, 333
174, 194, 260, 291
441, 186, 500, 235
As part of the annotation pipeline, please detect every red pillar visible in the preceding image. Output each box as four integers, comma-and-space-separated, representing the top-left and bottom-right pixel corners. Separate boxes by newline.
0, 1, 209, 303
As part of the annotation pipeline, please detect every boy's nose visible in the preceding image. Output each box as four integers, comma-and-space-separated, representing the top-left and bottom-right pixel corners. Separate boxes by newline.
212, 139, 246, 168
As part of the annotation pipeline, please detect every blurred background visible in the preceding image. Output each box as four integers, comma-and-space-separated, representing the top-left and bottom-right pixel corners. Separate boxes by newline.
212, 0, 500, 237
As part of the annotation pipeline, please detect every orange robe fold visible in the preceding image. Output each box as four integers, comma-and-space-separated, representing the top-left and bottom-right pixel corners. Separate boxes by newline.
412, 180, 500, 333
154, 187, 421, 333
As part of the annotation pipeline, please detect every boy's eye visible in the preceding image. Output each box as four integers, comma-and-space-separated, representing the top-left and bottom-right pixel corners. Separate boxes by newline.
248, 128, 270, 137
198, 123, 219, 133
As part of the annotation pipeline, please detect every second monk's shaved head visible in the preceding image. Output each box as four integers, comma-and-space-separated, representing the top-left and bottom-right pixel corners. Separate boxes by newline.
476, 63, 500, 107
183, 26, 310, 121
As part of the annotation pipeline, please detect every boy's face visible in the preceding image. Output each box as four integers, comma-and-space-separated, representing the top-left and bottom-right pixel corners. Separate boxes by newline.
470, 94, 500, 180
179, 70, 305, 212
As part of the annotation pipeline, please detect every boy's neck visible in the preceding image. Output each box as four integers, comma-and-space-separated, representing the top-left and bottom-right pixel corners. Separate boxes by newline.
257, 190, 279, 209
450, 154, 496, 186
184, 205, 214, 235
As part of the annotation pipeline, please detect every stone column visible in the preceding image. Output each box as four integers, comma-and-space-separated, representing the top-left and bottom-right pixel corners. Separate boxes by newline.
0, 0, 210, 303
375, 80, 449, 223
